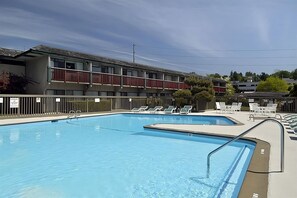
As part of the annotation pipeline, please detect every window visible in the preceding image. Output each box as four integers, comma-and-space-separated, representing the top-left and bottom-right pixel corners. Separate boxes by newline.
54, 90, 65, 95
101, 66, 109, 73
107, 91, 114, 96
66, 62, 75, 69
52, 58, 65, 68
123, 69, 135, 76
92, 65, 101, 72
147, 73, 157, 79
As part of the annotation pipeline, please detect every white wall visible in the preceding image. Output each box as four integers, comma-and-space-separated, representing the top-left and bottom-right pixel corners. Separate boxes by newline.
26, 56, 49, 94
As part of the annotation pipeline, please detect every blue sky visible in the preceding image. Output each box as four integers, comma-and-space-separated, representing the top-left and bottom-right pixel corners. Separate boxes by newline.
0, 0, 297, 75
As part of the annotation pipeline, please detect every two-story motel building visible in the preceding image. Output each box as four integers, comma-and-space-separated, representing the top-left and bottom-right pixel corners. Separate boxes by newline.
0, 45, 226, 97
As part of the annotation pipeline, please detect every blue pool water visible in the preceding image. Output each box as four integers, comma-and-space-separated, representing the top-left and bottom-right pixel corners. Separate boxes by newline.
0, 114, 254, 197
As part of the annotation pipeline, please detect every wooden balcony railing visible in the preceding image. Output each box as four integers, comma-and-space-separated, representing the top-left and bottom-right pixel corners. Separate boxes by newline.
123, 76, 145, 87
179, 83, 190, 89
92, 72, 121, 86
163, 81, 179, 89
51, 68, 226, 93
214, 86, 226, 93
146, 79, 163, 89
51, 68, 90, 83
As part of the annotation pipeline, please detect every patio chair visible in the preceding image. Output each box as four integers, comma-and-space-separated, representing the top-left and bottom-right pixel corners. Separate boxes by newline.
283, 115, 297, 122
131, 106, 148, 112
282, 117, 297, 126
285, 120, 297, 134
219, 102, 228, 113
215, 102, 221, 113
164, 106, 176, 114
237, 102, 242, 111
249, 103, 258, 112
266, 104, 277, 114
230, 103, 239, 113
147, 106, 163, 113
179, 105, 192, 114
283, 114, 297, 119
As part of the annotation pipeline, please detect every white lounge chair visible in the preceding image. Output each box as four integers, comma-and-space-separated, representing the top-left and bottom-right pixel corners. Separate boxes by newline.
219, 102, 231, 113
215, 102, 221, 113
179, 105, 192, 114
249, 103, 258, 112
131, 106, 148, 112
237, 102, 242, 111
147, 106, 163, 113
164, 106, 176, 114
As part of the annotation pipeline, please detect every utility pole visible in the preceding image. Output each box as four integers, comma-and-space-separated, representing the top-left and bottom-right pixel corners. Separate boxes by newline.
132, 43, 135, 63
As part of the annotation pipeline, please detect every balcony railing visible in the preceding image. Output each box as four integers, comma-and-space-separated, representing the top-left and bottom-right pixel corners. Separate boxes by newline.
163, 81, 179, 89
214, 86, 226, 93
123, 76, 145, 87
92, 72, 121, 86
50, 68, 225, 93
51, 68, 90, 83
146, 79, 163, 89
179, 83, 190, 89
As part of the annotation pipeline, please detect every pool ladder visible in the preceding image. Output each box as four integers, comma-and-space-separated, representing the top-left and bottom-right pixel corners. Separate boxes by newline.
68, 110, 81, 120
206, 118, 285, 178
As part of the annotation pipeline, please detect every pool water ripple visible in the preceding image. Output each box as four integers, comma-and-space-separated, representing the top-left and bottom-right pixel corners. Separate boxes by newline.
0, 114, 254, 197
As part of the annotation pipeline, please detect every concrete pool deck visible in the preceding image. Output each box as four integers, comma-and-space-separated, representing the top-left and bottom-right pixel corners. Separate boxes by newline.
0, 111, 296, 198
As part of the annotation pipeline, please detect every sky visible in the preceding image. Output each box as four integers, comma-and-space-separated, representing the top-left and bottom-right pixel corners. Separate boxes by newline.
0, 0, 297, 76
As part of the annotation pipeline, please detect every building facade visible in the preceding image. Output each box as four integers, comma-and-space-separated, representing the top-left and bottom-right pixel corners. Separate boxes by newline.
0, 45, 226, 96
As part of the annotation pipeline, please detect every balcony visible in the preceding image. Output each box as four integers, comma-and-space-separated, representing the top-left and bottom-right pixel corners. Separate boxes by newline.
92, 72, 121, 86
163, 81, 179, 89
179, 83, 190, 89
214, 86, 226, 93
51, 68, 90, 84
123, 76, 145, 87
146, 79, 163, 89
50, 68, 225, 93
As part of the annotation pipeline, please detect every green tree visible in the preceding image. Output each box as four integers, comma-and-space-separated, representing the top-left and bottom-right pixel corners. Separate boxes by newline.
172, 89, 192, 107
230, 71, 244, 82
291, 69, 297, 80
289, 84, 297, 96
207, 73, 221, 79
225, 81, 235, 96
186, 75, 215, 111
258, 72, 269, 81
272, 70, 291, 79
0, 72, 35, 94
256, 76, 289, 92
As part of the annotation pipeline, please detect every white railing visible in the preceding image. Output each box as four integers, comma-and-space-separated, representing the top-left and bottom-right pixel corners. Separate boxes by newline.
0, 94, 175, 118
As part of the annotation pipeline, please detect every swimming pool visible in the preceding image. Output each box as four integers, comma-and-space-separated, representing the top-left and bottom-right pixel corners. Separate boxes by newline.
0, 114, 254, 197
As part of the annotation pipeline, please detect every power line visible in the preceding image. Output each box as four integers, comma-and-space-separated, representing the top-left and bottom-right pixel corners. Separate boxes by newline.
137, 52, 297, 58
136, 44, 297, 52
134, 55, 297, 67
92, 46, 297, 69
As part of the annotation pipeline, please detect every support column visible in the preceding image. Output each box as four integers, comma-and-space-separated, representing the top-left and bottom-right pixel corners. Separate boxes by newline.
144, 71, 147, 89
89, 62, 93, 86
47, 56, 52, 84
162, 73, 165, 90
120, 67, 123, 88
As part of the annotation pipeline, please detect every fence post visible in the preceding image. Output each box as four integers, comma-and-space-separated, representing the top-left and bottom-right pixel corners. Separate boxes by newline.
110, 98, 113, 111
86, 98, 89, 113
17, 97, 20, 117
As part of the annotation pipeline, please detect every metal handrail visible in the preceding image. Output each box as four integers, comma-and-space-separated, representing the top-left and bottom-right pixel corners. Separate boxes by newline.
207, 118, 285, 177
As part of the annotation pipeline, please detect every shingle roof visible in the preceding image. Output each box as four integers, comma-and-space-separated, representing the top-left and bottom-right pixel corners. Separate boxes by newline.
0, 47, 23, 57
29, 45, 189, 76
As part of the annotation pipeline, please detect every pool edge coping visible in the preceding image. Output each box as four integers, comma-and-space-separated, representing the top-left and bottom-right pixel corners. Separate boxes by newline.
143, 125, 269, 198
